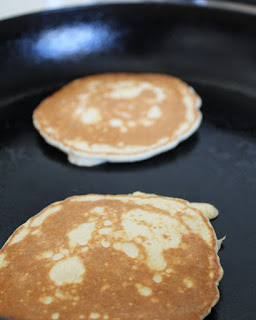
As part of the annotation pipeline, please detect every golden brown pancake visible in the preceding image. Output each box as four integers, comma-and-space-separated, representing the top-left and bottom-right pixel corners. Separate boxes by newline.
33, 73, 202, 166
0, 193, 223, 320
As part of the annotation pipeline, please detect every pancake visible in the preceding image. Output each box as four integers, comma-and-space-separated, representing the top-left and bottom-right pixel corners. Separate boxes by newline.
0, 192, 223, 320
33, 73, 202, 166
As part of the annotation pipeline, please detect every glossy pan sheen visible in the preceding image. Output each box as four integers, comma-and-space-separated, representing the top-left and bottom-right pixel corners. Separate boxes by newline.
0, 2, 255, 320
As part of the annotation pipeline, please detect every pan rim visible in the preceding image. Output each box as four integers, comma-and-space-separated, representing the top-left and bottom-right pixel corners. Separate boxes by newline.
0, 0, 255, 23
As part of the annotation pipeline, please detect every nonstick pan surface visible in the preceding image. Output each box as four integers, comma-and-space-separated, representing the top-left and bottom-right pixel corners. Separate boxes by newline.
0, 2, 255, 319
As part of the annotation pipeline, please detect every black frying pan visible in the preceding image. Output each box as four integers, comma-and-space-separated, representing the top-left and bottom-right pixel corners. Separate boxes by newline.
0, 1, 255, 319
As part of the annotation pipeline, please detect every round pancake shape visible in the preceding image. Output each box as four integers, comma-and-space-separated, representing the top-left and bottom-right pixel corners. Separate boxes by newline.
0, 193, 223, 320
33, 73, 202, 166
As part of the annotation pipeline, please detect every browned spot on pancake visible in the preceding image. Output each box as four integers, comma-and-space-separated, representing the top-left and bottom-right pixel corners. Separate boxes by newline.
0, 194, 222, 320
33, 73, 200, 156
